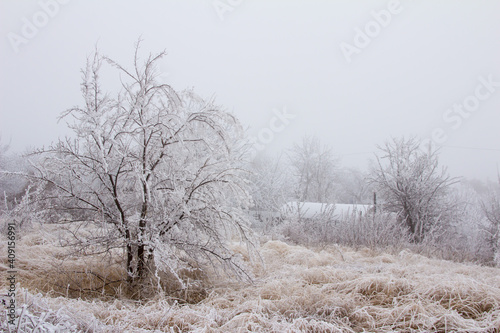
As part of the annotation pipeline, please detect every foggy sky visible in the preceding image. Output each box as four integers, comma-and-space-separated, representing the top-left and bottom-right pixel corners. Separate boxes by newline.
1, 0, 499, 180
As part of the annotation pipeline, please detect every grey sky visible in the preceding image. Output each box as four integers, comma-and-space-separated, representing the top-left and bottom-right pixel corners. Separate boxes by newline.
1, 0, 499, 180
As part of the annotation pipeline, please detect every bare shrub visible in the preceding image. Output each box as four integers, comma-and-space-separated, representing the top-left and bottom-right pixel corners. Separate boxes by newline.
271, 204, 337, 247
270, 207, 410, 252
332, 211, 410, 250
482, 190, 500, 266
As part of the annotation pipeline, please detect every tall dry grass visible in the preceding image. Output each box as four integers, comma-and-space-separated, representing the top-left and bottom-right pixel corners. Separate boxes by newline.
1, 224, 500, 332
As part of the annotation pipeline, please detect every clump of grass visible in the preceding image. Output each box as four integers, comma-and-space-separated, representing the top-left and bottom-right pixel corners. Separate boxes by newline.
0, 223, 127, 300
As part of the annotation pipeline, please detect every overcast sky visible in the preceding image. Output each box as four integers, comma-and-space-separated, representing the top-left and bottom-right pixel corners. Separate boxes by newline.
1, 0, 499, 180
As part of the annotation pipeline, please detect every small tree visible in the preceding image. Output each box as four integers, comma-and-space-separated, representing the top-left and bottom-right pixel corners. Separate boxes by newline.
370, 137, 457, 242
248, 154, 290, 229
335, 167, 372, 204
26, 42, 254, 292
288, 136, 338, 203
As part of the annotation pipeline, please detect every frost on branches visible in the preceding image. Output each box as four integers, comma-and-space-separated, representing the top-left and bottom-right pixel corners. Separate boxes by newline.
482, 182, 500, 266
27, 43, 255, 293
370, 137, 458, 243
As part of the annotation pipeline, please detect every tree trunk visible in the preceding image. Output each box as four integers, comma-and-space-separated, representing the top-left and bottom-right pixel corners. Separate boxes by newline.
125, 228, 134, 284
137, 199, 148, 280
137, 240, 146, 280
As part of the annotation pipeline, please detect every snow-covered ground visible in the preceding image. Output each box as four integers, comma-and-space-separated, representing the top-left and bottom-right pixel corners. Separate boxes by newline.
1, 226, 500, 332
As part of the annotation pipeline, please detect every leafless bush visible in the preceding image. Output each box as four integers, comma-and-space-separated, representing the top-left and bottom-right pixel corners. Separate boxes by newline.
481, 184, 500, 266
417, 186, 499, 266
332, 212, 410, 250
269, 202, 498, 267
273, 215, 335, 247
270, 210, 410, 251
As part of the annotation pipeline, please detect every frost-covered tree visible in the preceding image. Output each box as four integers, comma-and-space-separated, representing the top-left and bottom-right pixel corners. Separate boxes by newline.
335, 167, 373, 204
289, 136, 338, 203
481, 177, 500, 265
26, 43, 254, 290
248, 154, 291, 228
370, 137, 457, 242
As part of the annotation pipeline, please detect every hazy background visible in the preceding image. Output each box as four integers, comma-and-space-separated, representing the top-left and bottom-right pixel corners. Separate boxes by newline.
1, 0, 499, 180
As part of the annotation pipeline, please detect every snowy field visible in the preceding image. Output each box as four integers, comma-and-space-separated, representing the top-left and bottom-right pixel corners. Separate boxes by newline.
1, 224, 500, 332
2, 2, 500, 332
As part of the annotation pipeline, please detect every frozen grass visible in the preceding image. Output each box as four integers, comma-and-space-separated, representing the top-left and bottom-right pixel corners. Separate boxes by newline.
1, 226, 500, 332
